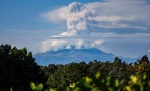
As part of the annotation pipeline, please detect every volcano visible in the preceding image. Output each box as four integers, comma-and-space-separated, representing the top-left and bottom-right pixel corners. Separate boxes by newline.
34, 48, 137, 65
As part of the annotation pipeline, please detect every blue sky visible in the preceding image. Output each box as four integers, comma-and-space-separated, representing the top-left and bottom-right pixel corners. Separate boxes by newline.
0, 0, 150, 58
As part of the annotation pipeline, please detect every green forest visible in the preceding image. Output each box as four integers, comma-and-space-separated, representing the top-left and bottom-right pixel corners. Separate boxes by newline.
0, 44, 150, 91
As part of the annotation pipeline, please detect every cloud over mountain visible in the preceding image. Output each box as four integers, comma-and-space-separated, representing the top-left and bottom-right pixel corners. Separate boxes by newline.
40, 38, 104, 52
42, 0, 150, 31
40, 2, 105, 52
39, 0, 150, 57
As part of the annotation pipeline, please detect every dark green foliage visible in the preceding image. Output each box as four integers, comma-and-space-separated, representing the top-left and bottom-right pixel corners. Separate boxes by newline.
31, 71, 150, 91
139, 55, 149, 64
114, 57, 122, 64
0, 44, 150, 91
40, 55, 150, 91
0, 44, 47, 91
45, 62, 88, 90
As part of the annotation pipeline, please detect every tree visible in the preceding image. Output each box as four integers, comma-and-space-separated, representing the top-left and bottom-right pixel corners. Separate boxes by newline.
46, 68, 66, 89
114, 57, 122, 64
0, 44, 46, 91
139, 55, 149, 64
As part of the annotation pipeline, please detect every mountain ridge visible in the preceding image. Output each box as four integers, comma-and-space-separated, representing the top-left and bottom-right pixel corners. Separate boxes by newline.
34, 48, 137, 66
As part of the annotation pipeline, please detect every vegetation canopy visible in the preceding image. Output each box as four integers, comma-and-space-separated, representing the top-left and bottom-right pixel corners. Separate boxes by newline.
0, 44, 150, 91
0, 44, 47, 91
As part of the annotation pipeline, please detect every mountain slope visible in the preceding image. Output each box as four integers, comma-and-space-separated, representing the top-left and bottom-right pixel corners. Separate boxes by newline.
34, 48, 137, 65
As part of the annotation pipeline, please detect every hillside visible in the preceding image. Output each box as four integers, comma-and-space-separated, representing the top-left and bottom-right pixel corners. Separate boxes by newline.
34, 48, 137, 65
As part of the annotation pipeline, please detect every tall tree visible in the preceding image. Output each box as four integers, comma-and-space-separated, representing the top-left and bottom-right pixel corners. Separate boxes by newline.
0, 44, 46, 91
139, 55, 149, 64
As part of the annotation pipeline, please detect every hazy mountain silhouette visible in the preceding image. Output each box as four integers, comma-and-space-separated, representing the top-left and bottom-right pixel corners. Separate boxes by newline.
34, 48, 137, 65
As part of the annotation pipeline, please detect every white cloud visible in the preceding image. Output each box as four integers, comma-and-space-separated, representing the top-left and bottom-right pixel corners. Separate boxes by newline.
39, 38, 104, 52
88, 16, 122, 22
41, 0, 150, 30
41, 6, 68, 23
40, 31, 150, 53
40, 39, 67, 52
39, 1, 150, 55
148, 50, 150, 53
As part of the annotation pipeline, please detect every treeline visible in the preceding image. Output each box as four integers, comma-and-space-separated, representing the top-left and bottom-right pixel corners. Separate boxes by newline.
0, 44, 150, 91
0, 44, 47, 91
40, 55, 150, 90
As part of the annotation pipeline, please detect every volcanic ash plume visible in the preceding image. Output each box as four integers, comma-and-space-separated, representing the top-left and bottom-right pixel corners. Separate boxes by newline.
40, 2, 103, 52
64, 2, 96, 36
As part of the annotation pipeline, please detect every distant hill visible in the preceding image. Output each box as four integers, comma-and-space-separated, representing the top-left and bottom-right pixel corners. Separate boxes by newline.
34, 48, 137, 65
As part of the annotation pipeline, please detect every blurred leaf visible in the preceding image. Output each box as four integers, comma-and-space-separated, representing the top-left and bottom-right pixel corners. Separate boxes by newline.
30, 82, 36, 90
